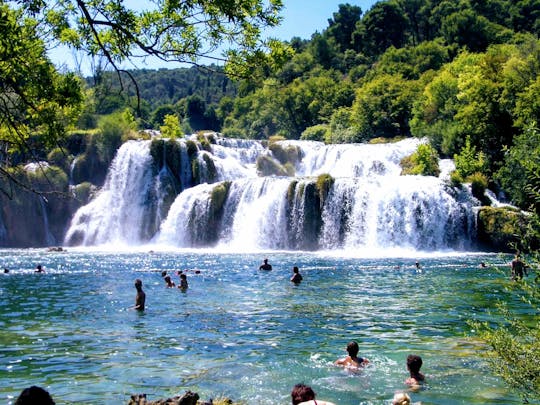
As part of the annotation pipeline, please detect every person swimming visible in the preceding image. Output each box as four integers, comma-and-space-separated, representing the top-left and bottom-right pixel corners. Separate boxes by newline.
335, 341, 369, 369
259, 258, 272, 270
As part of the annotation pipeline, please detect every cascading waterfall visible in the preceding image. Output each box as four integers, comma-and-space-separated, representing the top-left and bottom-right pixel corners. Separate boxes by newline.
65, 134, 481, 252
64, 140, 154, 245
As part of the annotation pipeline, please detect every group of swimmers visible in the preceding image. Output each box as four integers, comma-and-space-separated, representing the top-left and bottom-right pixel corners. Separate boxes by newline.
14, 345, 424, 404
295, 341, 424, 405
161, 270, 190, 290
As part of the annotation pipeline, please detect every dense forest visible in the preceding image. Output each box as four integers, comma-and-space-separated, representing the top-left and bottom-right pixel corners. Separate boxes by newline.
82, 0, 540, 216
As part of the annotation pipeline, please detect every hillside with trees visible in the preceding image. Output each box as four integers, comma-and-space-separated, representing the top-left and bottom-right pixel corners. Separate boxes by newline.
74, 0, 540, 217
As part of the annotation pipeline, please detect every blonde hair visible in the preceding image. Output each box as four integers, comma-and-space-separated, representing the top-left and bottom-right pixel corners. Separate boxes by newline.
392, 392, 410, 405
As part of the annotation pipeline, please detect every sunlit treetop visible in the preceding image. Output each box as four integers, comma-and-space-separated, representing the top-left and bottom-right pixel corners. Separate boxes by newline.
13, 0, 290, 76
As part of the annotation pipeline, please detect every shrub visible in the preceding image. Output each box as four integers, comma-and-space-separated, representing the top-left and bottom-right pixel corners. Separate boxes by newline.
400, 143, 440, 176
467, 172, 488, 201
301, 124, 329, 141
47, 147, 70, 173
454, 136, 488, 178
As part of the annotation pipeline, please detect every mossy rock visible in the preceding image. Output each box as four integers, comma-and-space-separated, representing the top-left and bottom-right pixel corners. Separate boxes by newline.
47, 147, 71, 173
210, 181, 231, 217
369, 136, 406, 144
165, 139, 183, 182
202, 153, 217, 183
150, 138, 165, 169
476, 206, 530, 252
315, 173, 334, 204
287, 180, 298, 207
28, 165, 69, 191
256, 155, 290, 177
185, 140, 199, 159
268, 143, 301, 168
196, 133, 212, 152
71, 150, 108, 186
72, 182, 95, 205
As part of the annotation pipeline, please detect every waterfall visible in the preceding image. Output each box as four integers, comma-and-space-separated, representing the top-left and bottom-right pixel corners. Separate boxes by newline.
64, 140, 154, 246
66, 134, 481, 252
38, 197, 57, 246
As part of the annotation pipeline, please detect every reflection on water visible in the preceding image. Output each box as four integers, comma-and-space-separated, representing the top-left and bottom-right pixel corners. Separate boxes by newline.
0, 249, 524, 404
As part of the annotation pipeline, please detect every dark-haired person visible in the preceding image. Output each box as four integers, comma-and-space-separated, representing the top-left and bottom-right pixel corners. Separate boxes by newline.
335, 341, 369, 369
405, 354, 425, 388
15, 386, 55, 405
290, 266, 303, 284
511, 254, 528, 280
291, 383, 335, 405
133, 279, 146, 311
259, 258, 272, 270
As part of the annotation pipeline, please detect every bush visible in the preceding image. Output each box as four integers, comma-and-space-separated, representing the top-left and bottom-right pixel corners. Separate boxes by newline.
467, 172, 488, 201
160, 114, 183, 139
449, 170, 464, 187
47, 147, 70, 173
301, 124, 329, 141
470, 273, 540, 403
454, 136, 488, 178
400, 143, 440, 176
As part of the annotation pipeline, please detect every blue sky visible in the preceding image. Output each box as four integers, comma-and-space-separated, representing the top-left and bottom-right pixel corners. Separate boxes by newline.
50, 1, 378, 74
269, 0, 377, 40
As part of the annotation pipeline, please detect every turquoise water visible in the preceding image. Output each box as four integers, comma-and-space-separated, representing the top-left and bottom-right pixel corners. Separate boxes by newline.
0, 249, 524, 404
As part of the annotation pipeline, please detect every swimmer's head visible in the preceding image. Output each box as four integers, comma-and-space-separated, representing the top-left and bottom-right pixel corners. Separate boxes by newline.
392, 392, 410, 405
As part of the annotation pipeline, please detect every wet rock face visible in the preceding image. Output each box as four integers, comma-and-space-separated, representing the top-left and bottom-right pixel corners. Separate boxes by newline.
128, 390, 200, 405
476, 206, 533, 252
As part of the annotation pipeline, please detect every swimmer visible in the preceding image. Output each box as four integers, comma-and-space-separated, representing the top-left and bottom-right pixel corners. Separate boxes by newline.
291, 383, 336, 405
133, 279, 146, 311
259, 258, 272, 271
164, 275, 175, 288
290, 266, 303, 284
178, 273, 188, 290
335, 341, 369, 368
35, 264, 44, 273
405, 354, 425, 388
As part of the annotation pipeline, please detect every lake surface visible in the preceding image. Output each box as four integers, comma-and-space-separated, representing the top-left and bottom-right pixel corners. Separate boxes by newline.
0, 248, 523, 404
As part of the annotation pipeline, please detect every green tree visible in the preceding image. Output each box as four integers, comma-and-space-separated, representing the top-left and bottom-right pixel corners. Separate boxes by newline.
453, 136, 488, 178
497, 126, 540, 210
325, 3, 363, 52
18, 0, 285, 77
353, 1, 409, 57
0, 4, 83, 194
160, 114, 183, 140
351, 74, 419, 140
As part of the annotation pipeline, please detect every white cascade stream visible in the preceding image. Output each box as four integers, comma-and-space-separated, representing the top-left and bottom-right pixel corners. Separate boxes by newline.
65, 136, 481, 251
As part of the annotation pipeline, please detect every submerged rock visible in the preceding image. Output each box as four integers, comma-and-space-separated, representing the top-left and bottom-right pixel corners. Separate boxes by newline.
128, 391, 199, 405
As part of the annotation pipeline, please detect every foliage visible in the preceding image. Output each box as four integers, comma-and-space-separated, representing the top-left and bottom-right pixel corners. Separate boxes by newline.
0, 4, 83, 193
160, 115, 182, 140
497, 127, 540, 210
301, 125, 330, 142
467, 171, 489, 201
16, 0, 285, 77
470, 266, 540, 403
351, 74, 419, 140
400, 143, 440, 176
454, 136, 488, 178
95, 110, 135, 164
